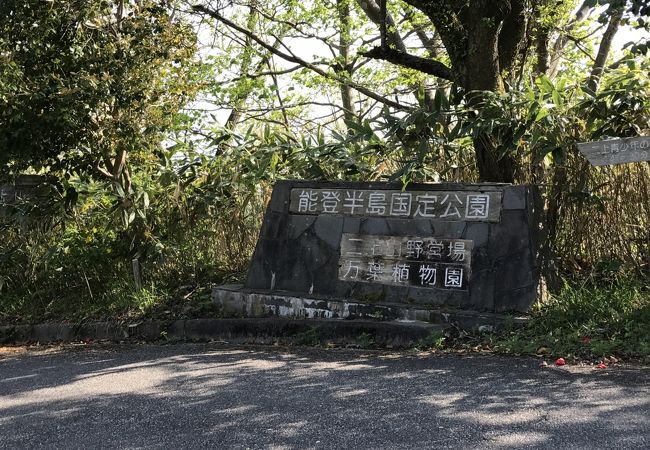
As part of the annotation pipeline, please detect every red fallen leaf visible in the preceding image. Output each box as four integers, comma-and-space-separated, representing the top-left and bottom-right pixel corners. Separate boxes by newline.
582, 336, 591, 344
555, 358, 566, 366
596, 362, 607, 369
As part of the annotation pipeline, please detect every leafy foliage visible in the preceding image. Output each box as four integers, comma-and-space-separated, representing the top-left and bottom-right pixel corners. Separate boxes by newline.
496, 276, 650, 360
0, 0, 198, 177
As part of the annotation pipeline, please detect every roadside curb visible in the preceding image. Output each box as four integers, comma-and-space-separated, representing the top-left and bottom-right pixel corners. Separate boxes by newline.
0, 318, 448, 348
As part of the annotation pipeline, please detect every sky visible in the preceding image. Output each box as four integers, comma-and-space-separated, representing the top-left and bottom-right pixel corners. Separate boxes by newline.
187, 4, 650, 130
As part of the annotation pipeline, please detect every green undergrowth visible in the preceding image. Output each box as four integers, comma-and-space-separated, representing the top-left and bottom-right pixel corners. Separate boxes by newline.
481, 276, 650, 362
410, 276, 650, 362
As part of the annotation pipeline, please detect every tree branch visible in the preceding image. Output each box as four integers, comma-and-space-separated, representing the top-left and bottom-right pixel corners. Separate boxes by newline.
355, 0, 406, 52
403, 0, 467, 66
498, 0, 527, 75
588, 6, 624, 92
548, 0, 594, 78
362, 46, 454, 81
192, 4, 410, 111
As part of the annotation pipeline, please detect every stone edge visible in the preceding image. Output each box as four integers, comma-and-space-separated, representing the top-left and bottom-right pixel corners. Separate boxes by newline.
0, 318, 448, 348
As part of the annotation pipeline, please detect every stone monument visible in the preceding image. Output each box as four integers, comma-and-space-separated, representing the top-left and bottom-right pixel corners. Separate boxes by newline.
213, 180, 540, 326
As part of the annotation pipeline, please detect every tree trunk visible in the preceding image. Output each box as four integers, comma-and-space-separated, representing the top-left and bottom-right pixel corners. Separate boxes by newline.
462, 5, 518, 182
473, 133, 517, 183
588, 6, 624, 92
337, 0, 356, 124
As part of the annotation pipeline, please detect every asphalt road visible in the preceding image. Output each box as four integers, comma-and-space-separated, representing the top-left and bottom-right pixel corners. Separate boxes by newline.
1, 343, 649, 449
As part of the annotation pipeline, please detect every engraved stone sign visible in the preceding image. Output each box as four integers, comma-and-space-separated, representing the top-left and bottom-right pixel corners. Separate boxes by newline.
226, 180, 540, 314
289, 188, 501, 222
338, 234, 472, 290
577, 136, 650, 166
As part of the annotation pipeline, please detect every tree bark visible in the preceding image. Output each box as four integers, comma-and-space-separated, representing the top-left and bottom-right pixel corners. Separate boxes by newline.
588, 6, 624, 92
337, 0, 356, 124
547, 0, 593, 78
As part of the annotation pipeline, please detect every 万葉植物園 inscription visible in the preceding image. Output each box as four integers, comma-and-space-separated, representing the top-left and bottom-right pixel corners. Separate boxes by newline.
338, 233, 473, 290
290, 189, 501, 222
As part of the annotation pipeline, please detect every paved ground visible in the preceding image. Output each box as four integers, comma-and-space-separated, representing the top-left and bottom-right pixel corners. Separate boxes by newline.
1, 343, 649, 449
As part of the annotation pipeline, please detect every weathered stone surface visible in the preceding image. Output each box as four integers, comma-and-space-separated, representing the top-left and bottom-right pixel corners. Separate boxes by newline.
212, 285, 527, 329
241, 180, 540, 313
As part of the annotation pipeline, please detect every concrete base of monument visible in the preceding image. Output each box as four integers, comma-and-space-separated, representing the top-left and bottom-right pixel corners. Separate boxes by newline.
212, 284, 528, 330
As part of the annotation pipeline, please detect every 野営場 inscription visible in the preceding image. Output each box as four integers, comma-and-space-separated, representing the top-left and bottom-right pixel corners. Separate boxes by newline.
290, 189, 501, 221
338, 233, 473, 290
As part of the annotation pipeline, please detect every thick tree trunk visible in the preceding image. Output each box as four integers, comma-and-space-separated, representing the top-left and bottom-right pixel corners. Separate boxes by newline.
473, 134, 517, 183
461, 5, 518, 182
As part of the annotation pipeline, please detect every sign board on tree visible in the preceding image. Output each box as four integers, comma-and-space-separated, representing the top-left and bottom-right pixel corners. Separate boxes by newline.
577, 136, 650, 166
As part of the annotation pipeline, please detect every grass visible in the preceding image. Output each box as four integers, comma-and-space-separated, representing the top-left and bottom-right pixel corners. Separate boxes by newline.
491, 276, 650, 361
407, 275, 650, 362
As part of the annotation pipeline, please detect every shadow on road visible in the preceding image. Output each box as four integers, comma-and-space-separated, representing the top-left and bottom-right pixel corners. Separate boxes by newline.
1, 344, 649, 448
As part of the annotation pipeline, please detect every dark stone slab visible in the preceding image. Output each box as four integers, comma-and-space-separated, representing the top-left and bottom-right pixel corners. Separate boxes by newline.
503, 185, 527, 210
242, 180, 541, 313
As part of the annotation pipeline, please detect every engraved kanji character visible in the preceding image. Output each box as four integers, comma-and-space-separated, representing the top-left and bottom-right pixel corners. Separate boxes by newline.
390, 193, 412, 217
345, 238, 363, 257
440, 194, 463, 219
419, 264, 437, 286
386, 240, 403, 258
343, 190, 365, 215
343, 260, 361, 279
413, 194, 438, 217
465, 194, 490, 219
444, 267, 463, 288
366, 192, 387, 215
406, 240, 424, 259
321, 191, 341, 213
371, 242, 386, 256
425, 240, 444, 259
392, 263, 410, 283
448, 241, 466, 262
367, 261, 384, 281
297, 190, 318, 213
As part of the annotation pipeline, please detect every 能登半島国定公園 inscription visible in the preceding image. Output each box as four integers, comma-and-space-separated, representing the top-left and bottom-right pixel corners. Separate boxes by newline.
289, 188, 501, 222
338, 233, 473, 290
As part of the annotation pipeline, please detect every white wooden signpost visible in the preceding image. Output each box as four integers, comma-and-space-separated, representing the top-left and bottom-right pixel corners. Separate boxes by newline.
577, 136, 650, 166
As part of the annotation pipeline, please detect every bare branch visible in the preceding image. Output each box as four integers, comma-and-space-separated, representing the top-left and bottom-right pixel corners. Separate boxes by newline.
192, 4, 411, 111
362, 46, 454, 81
588, 6, 624, 92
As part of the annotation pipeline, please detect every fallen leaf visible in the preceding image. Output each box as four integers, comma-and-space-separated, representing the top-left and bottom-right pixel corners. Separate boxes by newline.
555, 357, 566, 366
582, 336, 591, 344
596, 362, 607, 369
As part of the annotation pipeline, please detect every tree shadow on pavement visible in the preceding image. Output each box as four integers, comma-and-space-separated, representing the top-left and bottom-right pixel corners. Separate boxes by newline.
1, 343, 649, 449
